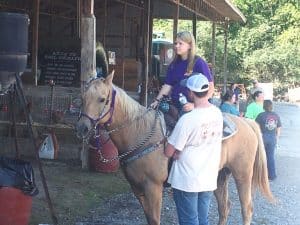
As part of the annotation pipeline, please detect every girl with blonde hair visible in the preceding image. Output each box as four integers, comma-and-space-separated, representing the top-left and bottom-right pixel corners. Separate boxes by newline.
151, 31, 213, 112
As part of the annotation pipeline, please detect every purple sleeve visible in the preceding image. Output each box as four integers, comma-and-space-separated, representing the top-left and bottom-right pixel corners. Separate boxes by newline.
193, 57, 213, 82
164, 62, 176, 86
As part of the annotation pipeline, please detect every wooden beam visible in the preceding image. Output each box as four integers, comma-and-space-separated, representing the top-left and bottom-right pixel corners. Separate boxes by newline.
165, 0, 225, 22
114, 0, 144, 9
103, 0, 107, 48
140, 0, 151, 106
77, 0, 81, 38
211, 22, 216, 77
32, 0, 40, 86
222, 20, 228, 94
122, 4, 127, 89
192, 14, 197, 40
173, 0, 179, 43
82, 0, 94, 16
80, 0, 95, 169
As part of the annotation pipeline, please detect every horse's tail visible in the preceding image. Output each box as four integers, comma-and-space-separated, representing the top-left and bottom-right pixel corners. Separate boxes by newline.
96, 42, 108, 77
246, 118, 275, 202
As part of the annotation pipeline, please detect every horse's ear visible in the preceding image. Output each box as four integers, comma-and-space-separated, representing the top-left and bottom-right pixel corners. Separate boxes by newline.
105, 70, 114, 85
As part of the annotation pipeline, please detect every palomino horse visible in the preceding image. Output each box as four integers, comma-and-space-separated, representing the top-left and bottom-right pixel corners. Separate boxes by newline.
76, 72, 274, 225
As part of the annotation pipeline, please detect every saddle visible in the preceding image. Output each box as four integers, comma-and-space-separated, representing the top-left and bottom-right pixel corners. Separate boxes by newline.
222, 113, 237, 140
159, 97, 237, 139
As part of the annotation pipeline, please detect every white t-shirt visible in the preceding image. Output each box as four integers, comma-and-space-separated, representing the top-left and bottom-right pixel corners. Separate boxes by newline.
167, 105, 223, 192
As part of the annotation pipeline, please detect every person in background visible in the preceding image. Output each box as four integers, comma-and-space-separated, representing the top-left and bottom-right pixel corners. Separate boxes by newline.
229, 83, 241, 111
247, 79, 264, 105
219, 91, 240, 116
229, 83, 240, 103
250, 80, 263, 95
165, 74, 223, 225
150, 31, 213, 114
245, 90, 264, 120
256, 100, 282, 181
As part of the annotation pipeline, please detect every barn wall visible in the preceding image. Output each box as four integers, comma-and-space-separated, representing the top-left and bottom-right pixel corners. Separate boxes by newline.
95, 2, 143, 91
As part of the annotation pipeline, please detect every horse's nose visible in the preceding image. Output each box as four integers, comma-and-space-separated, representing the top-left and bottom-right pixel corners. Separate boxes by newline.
76, 122, 89, 139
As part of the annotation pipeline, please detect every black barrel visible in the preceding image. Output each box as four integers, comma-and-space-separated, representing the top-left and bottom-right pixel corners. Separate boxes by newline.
0, 12, 29, 72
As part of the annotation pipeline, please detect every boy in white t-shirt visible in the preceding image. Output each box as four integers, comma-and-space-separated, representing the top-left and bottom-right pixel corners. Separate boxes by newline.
165, 73, 223, 225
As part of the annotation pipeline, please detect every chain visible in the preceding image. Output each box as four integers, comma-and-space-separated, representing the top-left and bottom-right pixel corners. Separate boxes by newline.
90, 107, 163, 163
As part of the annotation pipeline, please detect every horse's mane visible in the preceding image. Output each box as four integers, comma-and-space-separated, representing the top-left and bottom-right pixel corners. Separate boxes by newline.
113, 85, 156, 131
113, 85, 166, 143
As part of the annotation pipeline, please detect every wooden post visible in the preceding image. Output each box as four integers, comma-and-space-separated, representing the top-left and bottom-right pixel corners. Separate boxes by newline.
103, 0, 107, 48
32, 0, 40, 86
140, 0, 151, 106
223, 20, 229, 94
77, 0, 81, 38
192, 14, 197, 40
173, 0, 179, 42
148, 3, 154, 75
211, 22, 216, 77
80, 0, 96, 168
193, 0, 197, 40
122, 4, 127, 89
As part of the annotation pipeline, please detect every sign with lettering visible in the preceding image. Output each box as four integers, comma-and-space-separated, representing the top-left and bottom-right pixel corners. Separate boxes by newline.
108, 51, 116, 65
39, 50, 81, 87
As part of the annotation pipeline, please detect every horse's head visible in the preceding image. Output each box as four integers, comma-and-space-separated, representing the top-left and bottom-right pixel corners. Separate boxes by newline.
76, 71, 115, 139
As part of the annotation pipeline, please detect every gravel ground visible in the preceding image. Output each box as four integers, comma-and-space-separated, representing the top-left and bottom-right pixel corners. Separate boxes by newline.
76, 103, 300, 225
75, 157, 300, 225
76, 153, 300, 224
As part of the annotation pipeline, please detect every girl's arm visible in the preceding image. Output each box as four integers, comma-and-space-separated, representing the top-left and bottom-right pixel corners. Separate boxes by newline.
150, 84, 172, 108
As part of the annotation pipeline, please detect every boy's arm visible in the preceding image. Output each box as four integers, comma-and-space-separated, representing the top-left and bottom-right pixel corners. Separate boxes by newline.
164, 143, 176, 158
276, 127, 281, 138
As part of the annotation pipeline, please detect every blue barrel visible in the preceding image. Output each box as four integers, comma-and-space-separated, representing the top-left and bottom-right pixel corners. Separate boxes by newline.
0, 12, 29, 72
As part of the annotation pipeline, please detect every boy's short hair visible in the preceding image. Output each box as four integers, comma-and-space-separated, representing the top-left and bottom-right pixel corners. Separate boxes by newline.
193, 90, 209, 98
263, 100, 273, 112
252, 90, 263, 100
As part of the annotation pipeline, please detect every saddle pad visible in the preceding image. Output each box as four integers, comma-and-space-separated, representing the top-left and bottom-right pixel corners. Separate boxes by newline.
222, 113, 238, 140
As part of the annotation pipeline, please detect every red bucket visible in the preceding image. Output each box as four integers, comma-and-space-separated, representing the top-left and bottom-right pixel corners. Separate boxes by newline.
0, 187, 32, 225
89, 130, 119, 173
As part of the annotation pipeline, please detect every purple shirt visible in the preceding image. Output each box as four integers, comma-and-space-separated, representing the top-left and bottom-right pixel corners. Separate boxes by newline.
165, 56, 213, 108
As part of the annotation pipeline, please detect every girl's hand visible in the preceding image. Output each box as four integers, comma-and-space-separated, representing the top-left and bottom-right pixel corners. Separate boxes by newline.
150, 99, 159, 109
182, 102, 194, 112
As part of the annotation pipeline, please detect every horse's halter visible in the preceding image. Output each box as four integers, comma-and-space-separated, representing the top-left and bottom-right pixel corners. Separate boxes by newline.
78, 88, 117, 138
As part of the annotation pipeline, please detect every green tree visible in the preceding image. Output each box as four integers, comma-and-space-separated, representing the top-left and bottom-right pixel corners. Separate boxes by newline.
153, 0, 300, 91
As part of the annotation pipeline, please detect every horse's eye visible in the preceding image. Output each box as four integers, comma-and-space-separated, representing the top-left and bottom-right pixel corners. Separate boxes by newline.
99, 97, 106, 103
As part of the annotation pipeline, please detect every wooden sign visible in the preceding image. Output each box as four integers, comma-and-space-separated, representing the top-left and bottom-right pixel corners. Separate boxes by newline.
39, 49, 81, 87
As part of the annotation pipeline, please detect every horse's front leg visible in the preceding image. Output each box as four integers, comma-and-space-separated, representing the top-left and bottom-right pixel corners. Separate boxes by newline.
132, 183, 163, 225
214, 168, 231, 225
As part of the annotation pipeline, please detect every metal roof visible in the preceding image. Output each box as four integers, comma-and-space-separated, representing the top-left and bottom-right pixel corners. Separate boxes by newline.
153, 0, 246, 23
205, 0, 246, 23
